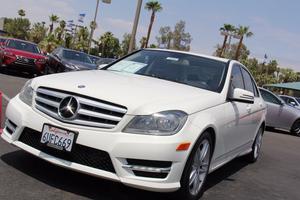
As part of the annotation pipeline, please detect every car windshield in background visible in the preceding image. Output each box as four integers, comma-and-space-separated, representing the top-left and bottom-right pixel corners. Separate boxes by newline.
7, 40, 40, 54
63, 50, 92, 64
106, 50, 227, 92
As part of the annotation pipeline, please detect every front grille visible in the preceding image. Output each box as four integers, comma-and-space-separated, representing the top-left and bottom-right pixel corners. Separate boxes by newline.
18, 127, 116, 173
35, 87, 127, 129
15, 56, 36, 65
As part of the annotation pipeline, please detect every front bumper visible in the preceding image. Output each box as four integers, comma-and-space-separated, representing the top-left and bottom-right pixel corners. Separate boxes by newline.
1, 96, 198, 192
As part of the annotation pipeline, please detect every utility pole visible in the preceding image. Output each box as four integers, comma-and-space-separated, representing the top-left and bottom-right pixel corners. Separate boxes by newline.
88, 0, 100, 54
129, 0, 143, 53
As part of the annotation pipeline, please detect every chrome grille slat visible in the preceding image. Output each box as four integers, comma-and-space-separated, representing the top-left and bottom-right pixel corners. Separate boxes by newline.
35, 96, 60, 108
35, 87, 127, 129
77, 97, 127, 114
78, 109, 122, 122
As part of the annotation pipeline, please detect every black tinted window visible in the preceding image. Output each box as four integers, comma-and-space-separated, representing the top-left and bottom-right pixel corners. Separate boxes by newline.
231, 65, 244, 90
106, 50, 228, 92
7, 40, 40, 54
241, 67, 256, 95
260, 89, 281, 105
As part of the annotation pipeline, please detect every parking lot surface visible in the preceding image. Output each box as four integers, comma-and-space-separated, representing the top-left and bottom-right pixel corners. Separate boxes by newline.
0, 71, 300, 200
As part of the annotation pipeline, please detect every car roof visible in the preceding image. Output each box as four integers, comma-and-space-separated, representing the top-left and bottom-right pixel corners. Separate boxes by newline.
144, 48, 230, 63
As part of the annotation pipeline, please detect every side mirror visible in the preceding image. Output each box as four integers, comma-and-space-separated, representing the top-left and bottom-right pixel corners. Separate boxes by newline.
97, 64, 108, 70
290, 101, 296, 106
229, 88, 254, 104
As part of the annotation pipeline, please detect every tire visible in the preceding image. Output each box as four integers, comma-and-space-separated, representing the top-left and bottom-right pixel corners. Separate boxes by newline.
291, 119, 300, 137
177, 131, 213, 200
245, 127, 264, 163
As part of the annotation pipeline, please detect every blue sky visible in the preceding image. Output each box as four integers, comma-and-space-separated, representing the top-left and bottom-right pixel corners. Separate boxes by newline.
1, 0, 300, 70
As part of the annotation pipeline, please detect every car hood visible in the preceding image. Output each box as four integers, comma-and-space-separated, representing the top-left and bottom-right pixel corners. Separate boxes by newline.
32, 70, 224, 115
62, 59, 97, 70
5, 48, 46, 59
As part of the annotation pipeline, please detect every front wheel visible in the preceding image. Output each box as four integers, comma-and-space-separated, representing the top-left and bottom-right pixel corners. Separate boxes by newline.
177, 131, 212, 200
291, 119, 300, 137
245, 127, 263, 163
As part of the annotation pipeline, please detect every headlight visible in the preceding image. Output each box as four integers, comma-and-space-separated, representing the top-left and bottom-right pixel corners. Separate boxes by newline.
19, 80, 34, 106
123, 110, 188, 136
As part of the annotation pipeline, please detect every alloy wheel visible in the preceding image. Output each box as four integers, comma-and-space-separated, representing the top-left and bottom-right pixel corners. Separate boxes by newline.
189, 139, 210, 196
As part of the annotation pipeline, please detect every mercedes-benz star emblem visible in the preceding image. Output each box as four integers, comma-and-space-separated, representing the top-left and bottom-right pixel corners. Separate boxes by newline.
58, 96, 80, 120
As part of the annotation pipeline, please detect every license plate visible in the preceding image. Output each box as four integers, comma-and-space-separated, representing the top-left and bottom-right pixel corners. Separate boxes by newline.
41, 124, 76, 152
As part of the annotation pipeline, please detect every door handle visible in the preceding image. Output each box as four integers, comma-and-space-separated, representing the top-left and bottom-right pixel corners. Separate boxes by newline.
246, 105, 251, 113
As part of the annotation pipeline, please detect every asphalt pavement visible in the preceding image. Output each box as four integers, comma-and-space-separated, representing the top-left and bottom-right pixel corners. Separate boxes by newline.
0, 71, 300, 200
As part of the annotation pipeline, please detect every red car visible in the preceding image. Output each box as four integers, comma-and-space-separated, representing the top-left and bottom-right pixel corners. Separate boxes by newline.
0, 38, 47, 75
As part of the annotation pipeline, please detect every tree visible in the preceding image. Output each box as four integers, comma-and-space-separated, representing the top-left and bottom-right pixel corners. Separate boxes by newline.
279, 68, 298, 83
144, 1, 162, 48
219, 24, 235, 57
121, 33, 135, 56
74, 26, 89, 51
156, 26, 172, 49
30, 22, 47, 44
4, 18, 30, 40
18, 9, 26, 18
49, 14, 59, 34
39, 34, 58, 53
234, 26, 253, 60
96, 32, 120, 58
55, 20, 66, 43
172, 20, 192, 51
139, 37, 147, 48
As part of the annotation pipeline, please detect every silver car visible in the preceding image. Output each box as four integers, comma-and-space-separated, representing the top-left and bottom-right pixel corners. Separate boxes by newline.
279, 95, 300, 109
259, 88, 300, 136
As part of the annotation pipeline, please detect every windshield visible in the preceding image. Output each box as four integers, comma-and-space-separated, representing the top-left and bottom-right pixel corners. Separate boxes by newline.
105, 50, 228, 92
7, 40, 40, 54
63, 50, 92, 64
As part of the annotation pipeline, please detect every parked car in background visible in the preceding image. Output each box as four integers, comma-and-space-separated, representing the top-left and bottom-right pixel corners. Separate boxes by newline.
0, 37, 7, 46
2, 49, 266, 200
0, 38, 47, 75
44, 47, 97, 74
96, 57, 116, 69
88, 54, 101, 64
259, 88, 300, 136
279, 95, 300, 109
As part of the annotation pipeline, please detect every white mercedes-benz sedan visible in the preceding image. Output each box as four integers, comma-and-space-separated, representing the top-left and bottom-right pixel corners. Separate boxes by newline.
1, 49, 266, 199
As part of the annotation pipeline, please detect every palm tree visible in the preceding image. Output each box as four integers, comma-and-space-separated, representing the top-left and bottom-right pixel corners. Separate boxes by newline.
18, 9, 26, 18
56, 20, 66, 42
219, 24, 235, 57
144, 1, 162, 48
49, 14, 59, 34
234, 26, 253, 60
140, 37, 147, 48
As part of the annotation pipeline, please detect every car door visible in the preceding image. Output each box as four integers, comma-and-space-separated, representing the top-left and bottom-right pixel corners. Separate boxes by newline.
48, 48, 62, 73
260, 89, 288, 128
240, 66, 264, 141
224, 64, 253, 155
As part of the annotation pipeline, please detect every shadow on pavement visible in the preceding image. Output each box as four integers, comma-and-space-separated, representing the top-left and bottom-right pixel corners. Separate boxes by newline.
266, 127, 296, 137
0, 68, 35, 79
1, 150, 249, 199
